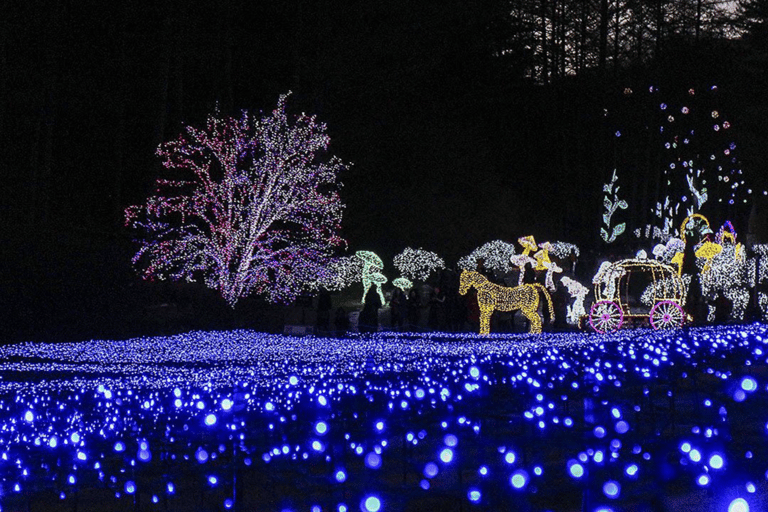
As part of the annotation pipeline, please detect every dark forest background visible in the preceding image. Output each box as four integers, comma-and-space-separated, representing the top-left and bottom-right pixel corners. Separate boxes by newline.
1, 0, 767, 342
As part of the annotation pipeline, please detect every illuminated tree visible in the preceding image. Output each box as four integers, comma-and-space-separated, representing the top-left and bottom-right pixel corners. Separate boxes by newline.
393, 247, 445, 282
125, 93, 348, 306
457, 240, 517, 274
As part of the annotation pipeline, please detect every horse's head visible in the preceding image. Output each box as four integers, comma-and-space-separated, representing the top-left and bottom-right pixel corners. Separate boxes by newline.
459, 270, 484, 295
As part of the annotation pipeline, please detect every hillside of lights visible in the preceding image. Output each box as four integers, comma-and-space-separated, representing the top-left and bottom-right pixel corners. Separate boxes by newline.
0, 327, 767, 511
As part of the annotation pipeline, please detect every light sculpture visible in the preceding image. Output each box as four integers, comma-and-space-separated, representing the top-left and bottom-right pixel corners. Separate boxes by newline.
356, 251, 385, 304
392, 277, 413, 292
542, 260, 562, 292
548, 242, 580, 259
533, 242, 552, 271
590, 259, 685, 332
601, 170, 628, 243
458, 270, 553, 334
510, 254, 536, 286
518, 236, 538, 256
124, 93, 348, 306
457, 240, 517, 274
699, 239, 750, 321
392, 248, 445, 282
369, 272, 388, 305
560, 276, 589, 325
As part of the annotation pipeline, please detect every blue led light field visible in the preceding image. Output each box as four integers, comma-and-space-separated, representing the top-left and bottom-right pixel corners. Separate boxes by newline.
0, 325, 766, 510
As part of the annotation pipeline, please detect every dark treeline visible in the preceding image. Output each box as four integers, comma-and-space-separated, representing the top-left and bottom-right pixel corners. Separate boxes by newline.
1, 0, 767, 342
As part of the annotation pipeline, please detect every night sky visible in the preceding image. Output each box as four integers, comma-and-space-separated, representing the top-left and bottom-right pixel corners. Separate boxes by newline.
1, 0, 767, 341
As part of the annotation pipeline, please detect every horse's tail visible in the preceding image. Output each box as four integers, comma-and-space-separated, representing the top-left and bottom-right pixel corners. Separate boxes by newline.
531, 283, 555, 323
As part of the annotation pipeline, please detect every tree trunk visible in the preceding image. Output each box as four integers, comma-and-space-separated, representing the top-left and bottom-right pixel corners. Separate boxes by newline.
599, 0, 609, 70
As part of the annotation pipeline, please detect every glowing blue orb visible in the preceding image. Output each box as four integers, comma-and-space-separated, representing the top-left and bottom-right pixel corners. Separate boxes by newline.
424, 462, 439, 478
24, 411, 34, 422
315, 422, 328, 435
365, 452, 381, 469
728, 498, 749, 512
504, 452, 516, 464
568, 461, 584, 478
195, 448, 209, 463
697, 474, 710, 487
375, 421, 385, 431
224, 498, 234, 509
625, 464, 638, 477
603, 480, 620, 499
125, 481, 136, 494
467, 488, 481, 502
709, 453, 724, 469
335, 470, 346, 483
440, 448, 454, 463
689, 449, 701, 462
742, 377, 758, 392
469, 366, 480, 378
362, 495, 381, 512
444, 434, 458, 447
204, 414, 217, 426
208, 475, 218, 486
221, 398, 233, 410
510, 470, 528, 489
114, 441, 125, 452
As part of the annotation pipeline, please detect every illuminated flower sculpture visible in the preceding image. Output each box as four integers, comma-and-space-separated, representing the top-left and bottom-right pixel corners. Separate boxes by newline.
393, 247, 445, 282
125, 93, 348, 306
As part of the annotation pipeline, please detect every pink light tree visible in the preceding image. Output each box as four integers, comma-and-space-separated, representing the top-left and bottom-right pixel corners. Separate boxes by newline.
125, 93, 349, 306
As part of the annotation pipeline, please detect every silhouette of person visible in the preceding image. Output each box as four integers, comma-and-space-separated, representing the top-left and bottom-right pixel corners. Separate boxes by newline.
359, 286, 382, 333
407, 289, 421, 331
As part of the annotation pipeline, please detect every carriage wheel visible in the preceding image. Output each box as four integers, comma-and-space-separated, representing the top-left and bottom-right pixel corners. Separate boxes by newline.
589, 300, 624, 333
650, 300, 684, 330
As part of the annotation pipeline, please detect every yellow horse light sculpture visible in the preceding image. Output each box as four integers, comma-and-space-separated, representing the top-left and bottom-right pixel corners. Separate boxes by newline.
459, 270, 554, 335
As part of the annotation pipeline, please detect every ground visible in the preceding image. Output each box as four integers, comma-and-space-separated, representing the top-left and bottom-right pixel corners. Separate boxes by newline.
0, 325, 765, 511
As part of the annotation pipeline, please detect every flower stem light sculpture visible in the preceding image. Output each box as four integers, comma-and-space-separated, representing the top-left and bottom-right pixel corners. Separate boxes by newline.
601, 170, 628, 243
458, 270, 553, 335
124, 93, 348, 306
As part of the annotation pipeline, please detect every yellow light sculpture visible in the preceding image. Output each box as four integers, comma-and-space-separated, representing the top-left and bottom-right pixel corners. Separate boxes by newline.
518, 236, 538, 256
679, 213, 712, 243
458, 270, 554, 335
671, 252, 684, 275
695, 241, 723, 274
533, 242, 552, 271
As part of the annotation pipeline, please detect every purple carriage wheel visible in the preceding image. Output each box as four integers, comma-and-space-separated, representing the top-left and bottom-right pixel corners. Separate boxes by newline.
589, 300, 624, 333
649, 300, 685, 330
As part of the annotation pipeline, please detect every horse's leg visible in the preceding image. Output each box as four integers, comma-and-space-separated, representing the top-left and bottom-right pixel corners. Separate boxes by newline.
479, 308, 493, 335
523, 308, 542, 334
